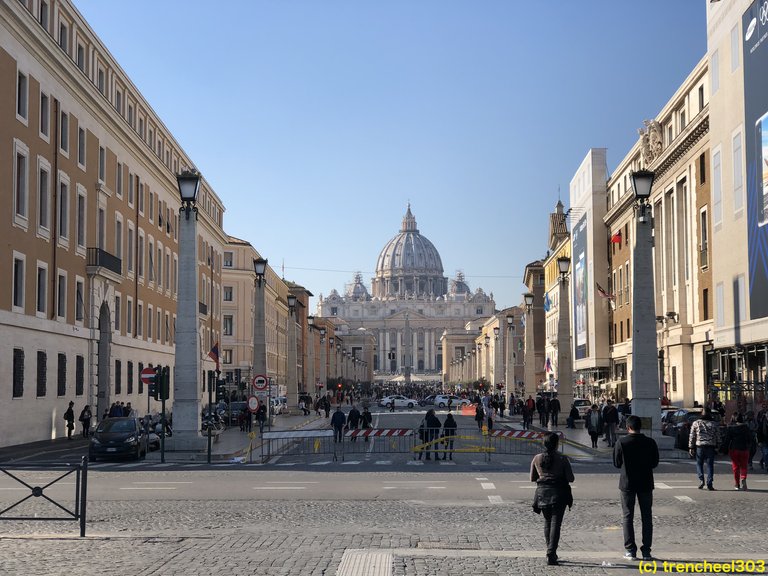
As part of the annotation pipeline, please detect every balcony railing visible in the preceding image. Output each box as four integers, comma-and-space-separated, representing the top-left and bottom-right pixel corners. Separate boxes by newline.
86, 247, 121, 276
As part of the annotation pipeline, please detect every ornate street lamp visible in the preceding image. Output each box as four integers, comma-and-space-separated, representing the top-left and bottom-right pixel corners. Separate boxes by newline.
556, 255, 573, 422
176, 169, 200, 220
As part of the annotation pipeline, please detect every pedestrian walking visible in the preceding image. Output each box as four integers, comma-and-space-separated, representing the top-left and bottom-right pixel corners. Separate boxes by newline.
389, 398, 396, 412
537, 396, 547, 426
474, 403, 485, 431
530, 432, 574, 566
331, 406, 346, 443
613, 415, 658, 561
603, 399, 619, 447
347, 405, 361, 442
256, 404, 267, 434
486, 405, 495, 432
78, 405, 92, 438
322, 396, 331, 418
361, 406, 373, 442
725, 413, 753, 490
688, 407, 721, 490
585, 404, 603, 448
424, 409, 442, 460
549, 396, 561, 428
63, 401, 75, 440
522, 403, 533, 430
442, 413, 457, 460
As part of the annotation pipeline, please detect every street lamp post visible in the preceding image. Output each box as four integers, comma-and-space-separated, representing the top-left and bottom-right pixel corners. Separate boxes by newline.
252, 257, 268, 430
172, 169, 204, 451
306, 316, 316, 408
556, 256, 573, 427
319, 327, 326, 399
523, 292, 535, 399
505, 316, 513, 398
630, 169, 662, 436
328, 337, 335, 394
286, 294, 298, 413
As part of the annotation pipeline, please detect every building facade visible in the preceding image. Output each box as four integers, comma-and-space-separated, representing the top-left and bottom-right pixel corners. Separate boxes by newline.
2, 0, 226, 446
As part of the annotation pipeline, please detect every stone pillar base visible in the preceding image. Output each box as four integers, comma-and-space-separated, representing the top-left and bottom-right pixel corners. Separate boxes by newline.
164, 432, 206, 452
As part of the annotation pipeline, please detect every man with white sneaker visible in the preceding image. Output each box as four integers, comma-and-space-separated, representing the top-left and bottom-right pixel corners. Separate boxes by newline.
613, 415, 659, 562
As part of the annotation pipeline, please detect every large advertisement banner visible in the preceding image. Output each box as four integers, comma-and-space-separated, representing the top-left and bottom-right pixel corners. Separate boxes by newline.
573, 215, 588, 360
744, 0, 768, 318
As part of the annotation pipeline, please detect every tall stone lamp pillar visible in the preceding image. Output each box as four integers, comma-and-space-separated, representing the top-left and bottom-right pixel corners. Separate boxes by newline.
172, 170, 204, 451
252, 257, 268, 380
286, 294, 298, 412
504, 316, 513, 396
319, 328, 327, 396
630, 170, 662, 437
306, 316, 316, 404
556, 256, 574, 422
523, 292, 535, 398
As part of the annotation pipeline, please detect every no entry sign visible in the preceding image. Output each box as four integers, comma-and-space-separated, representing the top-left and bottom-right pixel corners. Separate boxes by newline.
247, 396, 260, 413
140, 367, 156, 385
252, 374, 268, 391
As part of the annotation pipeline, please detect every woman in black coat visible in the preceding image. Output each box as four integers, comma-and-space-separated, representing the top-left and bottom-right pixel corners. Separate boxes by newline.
530, 433, 574, 566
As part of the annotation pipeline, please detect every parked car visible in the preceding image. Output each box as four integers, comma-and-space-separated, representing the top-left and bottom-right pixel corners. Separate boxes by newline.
419, 395, 436, 407
572, 398, 591, 418
89, 417, 148, 461
434, 395, 471, 408
269, 398, 285, 415
276, 396, 289, 413
378, 395, 418, 409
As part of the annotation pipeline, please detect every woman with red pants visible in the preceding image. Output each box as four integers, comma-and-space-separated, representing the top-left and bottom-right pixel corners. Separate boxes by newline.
726, 414, 753, 491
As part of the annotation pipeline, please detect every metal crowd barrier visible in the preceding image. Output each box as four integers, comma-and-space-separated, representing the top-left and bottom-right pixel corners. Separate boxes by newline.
0, 456, 89, 537
259, 427, 559, 463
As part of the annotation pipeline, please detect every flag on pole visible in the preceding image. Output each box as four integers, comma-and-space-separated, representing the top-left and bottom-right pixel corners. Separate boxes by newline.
543, 292, 551, 312
595, 282, 615, 300
544, 357, 552, 373
208, 342, 220, 370
521, 314, 526, 328
610, 231, 622, 244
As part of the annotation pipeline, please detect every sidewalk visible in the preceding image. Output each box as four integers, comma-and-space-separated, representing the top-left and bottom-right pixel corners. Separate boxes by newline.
0, 435, 90, 463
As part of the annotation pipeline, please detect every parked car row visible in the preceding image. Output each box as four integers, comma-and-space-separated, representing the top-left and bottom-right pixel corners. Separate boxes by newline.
661, 407, 726, 451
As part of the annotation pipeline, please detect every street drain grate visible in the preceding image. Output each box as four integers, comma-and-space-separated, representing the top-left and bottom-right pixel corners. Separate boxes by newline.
416, 542, 480, 550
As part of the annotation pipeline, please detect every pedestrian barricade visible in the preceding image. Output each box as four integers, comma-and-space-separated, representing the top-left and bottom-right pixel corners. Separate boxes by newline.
257, 426, 560, 463
0, 457, 89, 536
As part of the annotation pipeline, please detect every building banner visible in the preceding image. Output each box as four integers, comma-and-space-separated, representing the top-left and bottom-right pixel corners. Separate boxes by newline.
573, 215, 588, 360
744, 0, 768, 318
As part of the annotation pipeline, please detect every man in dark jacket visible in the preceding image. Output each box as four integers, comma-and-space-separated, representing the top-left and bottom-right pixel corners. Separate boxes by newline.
613, 415, 659, 562
331, 406, 346, 443
549, 397, 561, 428
347, 405, 361, 442
424, 409, 442, 460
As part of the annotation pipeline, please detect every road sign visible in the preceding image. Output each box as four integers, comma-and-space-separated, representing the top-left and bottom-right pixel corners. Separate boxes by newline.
247, 395, 260, 413
140, 367, 156, 385
252, 374, 268, 391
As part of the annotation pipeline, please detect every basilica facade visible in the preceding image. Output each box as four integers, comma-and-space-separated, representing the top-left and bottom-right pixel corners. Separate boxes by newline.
316, 206, 495, 378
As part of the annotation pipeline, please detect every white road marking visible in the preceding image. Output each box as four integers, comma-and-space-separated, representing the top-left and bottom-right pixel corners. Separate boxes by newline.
253, 486, 306, 490
675, 495, 694, 503
439, 461, 456, 465
118, 463, 145, 468
655, 482, 672, 489
488, 495, 503, 504
475, 477, 489, 481
470, 461, 489, 466
276, 462, 297, 466
310, 461, 333, 466
120, 487, 176, 490
406, 461, 424, 466
265, 481, 318, 484
518, 485, 537, 489
337, 549, 393, 576
132, 481, 192, 484
375, 461, 392, 465
427, 486, 446, 490
481, 483, 496, 490
384, 481, 446, 483
342, 461, 361, 465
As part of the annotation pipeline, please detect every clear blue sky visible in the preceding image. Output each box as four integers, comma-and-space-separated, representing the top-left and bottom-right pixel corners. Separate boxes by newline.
73, 0, 706, 311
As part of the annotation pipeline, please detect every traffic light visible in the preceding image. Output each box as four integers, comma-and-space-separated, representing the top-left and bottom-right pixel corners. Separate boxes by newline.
337, 383, 342, 390
159, 366, 170, 401
149, 366, 161, 400
234, 368, 242, 385
216, 379, 227, 403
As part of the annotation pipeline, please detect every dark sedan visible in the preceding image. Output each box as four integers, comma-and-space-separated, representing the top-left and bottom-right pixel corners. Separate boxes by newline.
89, 417, 148, 461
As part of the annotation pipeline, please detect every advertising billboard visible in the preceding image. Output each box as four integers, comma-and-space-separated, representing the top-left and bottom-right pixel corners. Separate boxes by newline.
744, 0, 768, 318
572, 215, 588, 360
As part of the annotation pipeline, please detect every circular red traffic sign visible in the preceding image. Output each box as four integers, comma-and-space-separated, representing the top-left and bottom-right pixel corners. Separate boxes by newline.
252, 374, 268, 391
140, 367, 156, 385
247, 396, 260, 413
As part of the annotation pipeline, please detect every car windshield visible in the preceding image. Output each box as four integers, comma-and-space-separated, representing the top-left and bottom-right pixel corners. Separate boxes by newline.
97, 419, 136, 433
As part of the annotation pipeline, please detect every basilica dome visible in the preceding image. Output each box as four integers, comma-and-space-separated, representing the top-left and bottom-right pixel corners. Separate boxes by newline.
372, 205, 448, 299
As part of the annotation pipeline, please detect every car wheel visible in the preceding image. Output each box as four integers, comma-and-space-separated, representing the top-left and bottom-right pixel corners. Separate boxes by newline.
438, 402, 445, 408
408, 403, 414, 408
387, 403, 393, 408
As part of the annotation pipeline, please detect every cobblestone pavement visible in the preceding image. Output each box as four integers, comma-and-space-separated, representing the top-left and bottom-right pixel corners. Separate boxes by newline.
1, 486, 767, 576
